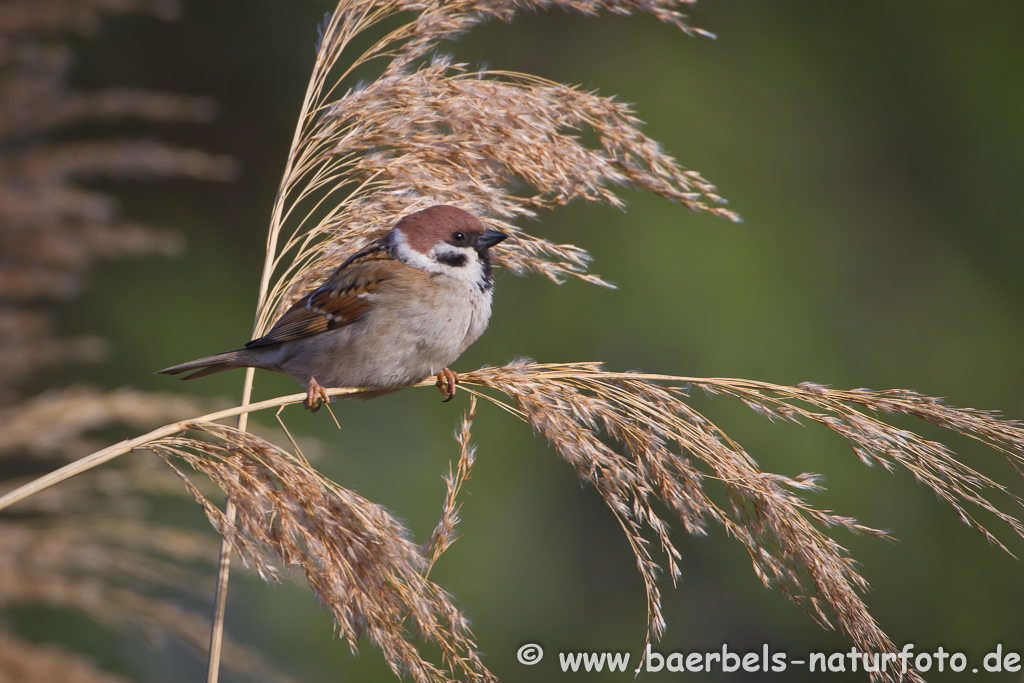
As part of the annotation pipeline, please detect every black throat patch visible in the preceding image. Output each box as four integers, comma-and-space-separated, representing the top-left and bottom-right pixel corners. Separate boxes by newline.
436, 252, 468, 268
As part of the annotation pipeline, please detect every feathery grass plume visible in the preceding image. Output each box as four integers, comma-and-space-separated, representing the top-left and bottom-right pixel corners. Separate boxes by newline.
4, 1, 1023, 682
0, 514, 300, 683
426, 395, 479, 572
0, 1, 182, 36
147, 420, 494, 683
254, 0, 737, 334
0, 0, 236, 397
0, 630, 132, 683
7, 361, 1023, 681
0, 1, 264, 680
452, 361, 1024, 681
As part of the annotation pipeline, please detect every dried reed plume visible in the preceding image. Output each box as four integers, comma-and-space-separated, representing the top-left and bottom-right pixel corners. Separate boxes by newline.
457, 361, 1024, 679
3, 1, 1024, 683
254, 0, 737, 334
149, 416, 490, 682
0, 1, 273, 681
8, 362, 1024, 682
0, 630, 132, 683
0, 0, 235, 399
0, 515, 299, 683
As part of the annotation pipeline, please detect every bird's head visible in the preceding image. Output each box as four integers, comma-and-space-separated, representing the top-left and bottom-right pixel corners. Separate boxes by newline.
391, 205, 509, 284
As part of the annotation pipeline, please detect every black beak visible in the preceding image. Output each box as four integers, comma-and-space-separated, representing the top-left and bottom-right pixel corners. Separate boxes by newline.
476, 228, 509, 250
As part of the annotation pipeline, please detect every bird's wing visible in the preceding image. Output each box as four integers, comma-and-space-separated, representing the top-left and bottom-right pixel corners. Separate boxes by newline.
246, 242, 401, 348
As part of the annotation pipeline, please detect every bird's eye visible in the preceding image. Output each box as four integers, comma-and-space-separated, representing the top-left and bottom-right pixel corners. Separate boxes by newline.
450, 231, 466, 243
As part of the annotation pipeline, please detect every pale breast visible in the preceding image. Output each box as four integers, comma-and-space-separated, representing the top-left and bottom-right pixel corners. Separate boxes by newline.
275, 269, 493, 390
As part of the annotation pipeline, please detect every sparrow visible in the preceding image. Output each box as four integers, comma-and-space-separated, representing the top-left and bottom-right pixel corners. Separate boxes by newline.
157, 205, 508, 410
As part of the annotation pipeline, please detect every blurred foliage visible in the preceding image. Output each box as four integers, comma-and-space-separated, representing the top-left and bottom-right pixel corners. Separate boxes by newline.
17, 0, 1024, 681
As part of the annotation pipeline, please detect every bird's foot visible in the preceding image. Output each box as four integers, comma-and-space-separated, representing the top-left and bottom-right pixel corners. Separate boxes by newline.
435, 368, 459, 402
304, 377, 330, 412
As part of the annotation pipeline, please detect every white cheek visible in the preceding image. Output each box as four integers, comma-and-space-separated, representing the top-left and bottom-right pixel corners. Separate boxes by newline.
393, 230, 485, 284
392, 229, 444, 273
431, 245, 486, 284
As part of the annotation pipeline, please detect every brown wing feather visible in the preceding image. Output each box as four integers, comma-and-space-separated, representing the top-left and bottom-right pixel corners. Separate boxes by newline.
246, 243, 400, 348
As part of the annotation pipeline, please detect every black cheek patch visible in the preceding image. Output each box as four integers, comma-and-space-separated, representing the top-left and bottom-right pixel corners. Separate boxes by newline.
436, 252, 468, 268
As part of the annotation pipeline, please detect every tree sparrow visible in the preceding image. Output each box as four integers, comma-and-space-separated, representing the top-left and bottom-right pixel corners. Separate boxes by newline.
157, 205, 508, 410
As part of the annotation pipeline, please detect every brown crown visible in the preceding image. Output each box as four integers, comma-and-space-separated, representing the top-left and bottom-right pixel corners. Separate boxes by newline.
394, 205, 485, 254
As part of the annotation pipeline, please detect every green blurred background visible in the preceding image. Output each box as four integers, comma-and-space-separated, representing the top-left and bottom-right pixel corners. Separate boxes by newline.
38, 1, 1024, 680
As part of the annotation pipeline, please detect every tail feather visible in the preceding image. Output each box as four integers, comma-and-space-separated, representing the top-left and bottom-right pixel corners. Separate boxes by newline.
156, 349, 253, 381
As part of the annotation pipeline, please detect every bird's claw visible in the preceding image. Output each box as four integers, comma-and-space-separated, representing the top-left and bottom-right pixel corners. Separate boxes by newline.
304, 378, 330, 412
435, 368, 459, 402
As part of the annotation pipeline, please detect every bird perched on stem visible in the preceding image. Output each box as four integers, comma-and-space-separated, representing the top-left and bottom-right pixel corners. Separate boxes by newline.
157, 205, 508, 410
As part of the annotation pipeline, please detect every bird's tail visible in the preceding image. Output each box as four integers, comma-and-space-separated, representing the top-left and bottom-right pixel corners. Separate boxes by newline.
155, 349, 255, 381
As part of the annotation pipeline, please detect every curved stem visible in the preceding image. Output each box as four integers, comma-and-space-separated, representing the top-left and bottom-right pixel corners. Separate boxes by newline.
0, 383, 372, 513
